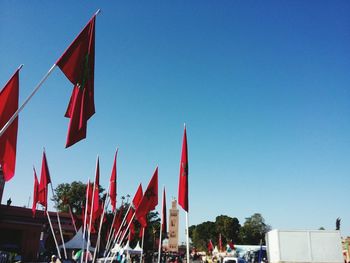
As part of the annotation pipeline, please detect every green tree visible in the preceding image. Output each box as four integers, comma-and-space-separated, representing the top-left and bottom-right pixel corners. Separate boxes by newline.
52, 181, 104, 214
239, 213, 271, 245
190, 221, 217, 251
215, 215, 241, 244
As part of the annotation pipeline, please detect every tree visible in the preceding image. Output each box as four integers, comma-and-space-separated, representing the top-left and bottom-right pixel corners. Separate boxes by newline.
215, 215, 241, 244
190, 221, 217, 251
52, 181, 104, 214
239, 213, 271, 245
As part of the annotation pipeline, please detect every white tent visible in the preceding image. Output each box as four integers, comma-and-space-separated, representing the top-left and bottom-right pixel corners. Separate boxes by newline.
133, 242, 142, 253
59, 228, 95, 251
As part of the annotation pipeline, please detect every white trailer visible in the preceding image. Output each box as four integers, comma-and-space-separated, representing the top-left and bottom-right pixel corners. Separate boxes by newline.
266, 230, 343, 263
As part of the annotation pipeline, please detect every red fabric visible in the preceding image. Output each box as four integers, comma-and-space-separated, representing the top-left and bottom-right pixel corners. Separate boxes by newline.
0, 69, 19, 182
91, 158, 100, 221
56, 15, 96, 148
38, 151, 51, 210
135, 167, 158, 228
162, 188, 167, 235
178, 126, 189, 212
208, 240, 214, 252
32, 168, 39, 217
109, 150, 118, 212
129, 223, 135, 241
113, 206, 124, 231
132, 184, 143, 209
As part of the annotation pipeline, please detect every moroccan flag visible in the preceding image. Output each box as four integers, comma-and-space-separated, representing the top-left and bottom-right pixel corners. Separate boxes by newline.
113, 206, 124, 231
129, 222, 135, 241
132, 183, 143, 209
90, 157, 100, 226
38, 151, 51, 210
0, 69, 19, 182
178, 126, 189, 212
162, 187, 167, 236
208, 239, 214, 252
56, 15, 96, 148
135, 167, 158, 227
32, 168, 39, 217
109, 149, 118, 212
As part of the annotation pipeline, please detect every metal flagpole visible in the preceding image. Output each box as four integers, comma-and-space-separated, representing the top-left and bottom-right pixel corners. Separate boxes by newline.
86, 157, 99, 263
185, 212, 190, 263
46, 210, 62, 259
108, 212, 136, 263
157, 186, 165, 263
103, 204, 133, 262
0, 64, 56, 138
104, 210, 117, 255
81, 179, 90, 263
93, 196, 110, 263
49, 176, 67, 259
139, 228, 145, 263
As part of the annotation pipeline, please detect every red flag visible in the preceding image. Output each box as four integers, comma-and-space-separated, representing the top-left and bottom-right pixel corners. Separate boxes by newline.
178, 126, 189, 212
56, 15, 96, 148
0, 69, 19, 182
113, 206, 124, 231
90, 158, 100, 226
129, 223, 135, 241
162, 187, 167, 235
208, 239, 214, 252
32, 168, 39, 217
135, 167, 158, 227
132, 183, 143, 209
38, 151, 51, 210
109, 150, 118, 212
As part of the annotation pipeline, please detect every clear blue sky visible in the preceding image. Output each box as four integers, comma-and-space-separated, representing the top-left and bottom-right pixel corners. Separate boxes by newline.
1, 1, 350, 242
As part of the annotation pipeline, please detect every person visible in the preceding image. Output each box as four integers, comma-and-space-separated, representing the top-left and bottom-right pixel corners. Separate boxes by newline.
50, 255, 61, 263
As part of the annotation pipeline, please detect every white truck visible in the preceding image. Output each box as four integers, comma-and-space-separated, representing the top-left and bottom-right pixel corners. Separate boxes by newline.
266, 230, 343, 263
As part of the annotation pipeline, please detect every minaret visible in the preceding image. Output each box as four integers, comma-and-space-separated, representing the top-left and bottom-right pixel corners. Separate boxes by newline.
168, 198, 179, 252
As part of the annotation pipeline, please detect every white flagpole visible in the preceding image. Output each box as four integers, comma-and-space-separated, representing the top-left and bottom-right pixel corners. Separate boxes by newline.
50, 183, 67, 259
104, 204, 133, 262
0, 64, 56, 138
108, 212, 136, 263
86, 157, 99, 263
93, 196, 110, 263
81, 179, 90, 263
104, 210, 117, 255
185, 211, 190, 263
157, 186, 165, 263
46, 210, 62, 259
139, 228, 145, 263
0, 9, 102, 139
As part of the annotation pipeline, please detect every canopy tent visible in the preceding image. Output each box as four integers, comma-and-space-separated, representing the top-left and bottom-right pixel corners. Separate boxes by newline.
58, 227, 95, 251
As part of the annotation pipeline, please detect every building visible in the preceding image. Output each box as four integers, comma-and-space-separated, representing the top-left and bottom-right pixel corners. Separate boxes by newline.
168, 199, 179, 252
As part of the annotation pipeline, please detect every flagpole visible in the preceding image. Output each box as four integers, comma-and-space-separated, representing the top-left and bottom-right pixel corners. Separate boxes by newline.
68, 205, 78, 234
81, 179, 90, 263
0, 64, 56, 138
157, 186, 165, 263
140, 228, 145, 263
185, 211, 190, 263
86, 157, 99, 263
93, 196, 110, 263
50, 180, 68, 259
46, 210, 62, 259
104, 210, 117, 255
109, 212, 136, 263
104, 204, 133, 261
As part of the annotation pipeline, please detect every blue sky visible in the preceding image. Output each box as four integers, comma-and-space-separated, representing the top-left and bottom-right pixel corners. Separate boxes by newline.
1, 1, 350, 242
